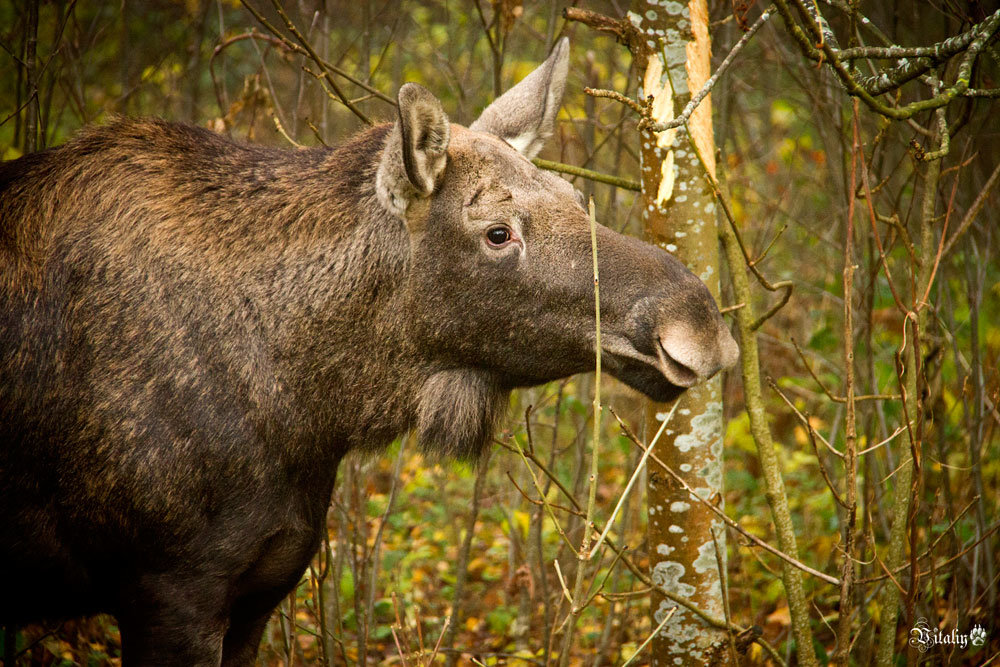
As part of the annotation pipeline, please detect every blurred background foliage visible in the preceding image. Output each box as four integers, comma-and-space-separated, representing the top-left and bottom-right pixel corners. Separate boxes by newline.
1, 0, 997, 665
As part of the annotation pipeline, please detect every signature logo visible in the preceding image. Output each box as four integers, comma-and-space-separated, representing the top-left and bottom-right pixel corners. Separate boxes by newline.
909, 618, 988, 653
909, 618, 935, 653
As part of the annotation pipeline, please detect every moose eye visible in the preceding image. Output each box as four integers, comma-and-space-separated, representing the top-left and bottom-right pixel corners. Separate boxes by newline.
486, 225, 511, 246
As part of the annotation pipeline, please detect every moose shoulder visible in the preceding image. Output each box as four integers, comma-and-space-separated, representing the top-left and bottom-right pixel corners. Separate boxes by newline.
0, 39, 737, 665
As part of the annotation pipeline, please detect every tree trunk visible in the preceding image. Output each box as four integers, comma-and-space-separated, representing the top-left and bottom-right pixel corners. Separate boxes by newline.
632, 1, 729, 664
23, 0, 39, 154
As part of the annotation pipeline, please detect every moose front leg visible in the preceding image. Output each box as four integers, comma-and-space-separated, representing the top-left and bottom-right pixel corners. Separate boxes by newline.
117, 573, 229, 666
220, 520, 330, 666
221, 587, 299, 667
220, 609, 272, 667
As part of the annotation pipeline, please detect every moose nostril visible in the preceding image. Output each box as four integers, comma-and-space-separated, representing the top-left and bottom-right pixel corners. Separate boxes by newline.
657, 327, 711, 375
656, 322, 736, 385
655, 339, 700, 387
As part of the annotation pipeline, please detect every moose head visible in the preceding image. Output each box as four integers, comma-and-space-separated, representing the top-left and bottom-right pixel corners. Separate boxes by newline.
368, 38, 738, 458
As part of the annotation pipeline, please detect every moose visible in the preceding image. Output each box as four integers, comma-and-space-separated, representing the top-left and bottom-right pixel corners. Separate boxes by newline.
0, 38, 738, 665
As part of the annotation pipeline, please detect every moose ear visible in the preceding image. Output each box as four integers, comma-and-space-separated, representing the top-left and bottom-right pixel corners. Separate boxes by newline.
470, 37, 569, 159
376, 83, 450, 218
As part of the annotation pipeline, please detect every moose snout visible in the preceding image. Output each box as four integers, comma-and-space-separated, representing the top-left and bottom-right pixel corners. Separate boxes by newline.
622, 272, 740, 389
594, 229, 739, 395
656, 320, 740, 386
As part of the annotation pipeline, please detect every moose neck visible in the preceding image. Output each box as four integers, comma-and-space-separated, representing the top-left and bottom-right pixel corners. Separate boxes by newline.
272, 125, 509, 461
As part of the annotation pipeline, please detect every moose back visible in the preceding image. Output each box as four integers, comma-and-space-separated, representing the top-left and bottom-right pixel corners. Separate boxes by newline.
0, 39, 738, 665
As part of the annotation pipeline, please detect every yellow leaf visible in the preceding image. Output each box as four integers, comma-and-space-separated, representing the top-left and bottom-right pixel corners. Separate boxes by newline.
513, 510, 530, 536
767, 605, 791, 627
620, 642, 638, 662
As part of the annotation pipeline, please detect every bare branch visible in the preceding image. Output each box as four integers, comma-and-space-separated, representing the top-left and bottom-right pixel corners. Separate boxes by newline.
773, 1, 1000, 119
532, 158, 641, 192
240, 1, 373, 124
612, 411, 841, 586
562, 7, 644, 51
940, 159, 1000, 258
646, 8, 773, 132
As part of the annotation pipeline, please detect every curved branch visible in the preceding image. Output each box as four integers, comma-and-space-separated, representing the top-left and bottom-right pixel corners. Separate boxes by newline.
240, 1, 376, 123
773, 0, 1000, 119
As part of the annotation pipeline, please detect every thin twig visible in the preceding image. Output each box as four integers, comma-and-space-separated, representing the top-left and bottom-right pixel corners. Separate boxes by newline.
532, 158, 641, 191
561, 7, 643, 50
712, 527, 740, 666
272, 114, 303, 148
612, 411, 841, 586
805, 415, 849, 509
505, 437, 578, 553
620, 607, 678, 667
858, 513, 1000, 585
214, 29, 394, 105
506, 472, 585, 519
766, 376, 843, 458
588, 402, 679, 559
580, 548, 627, 610
557, 198, 604, 667
646, 8, 773, 132
505, 429, 734, 630
790, 338, 899, 403
240, 0, 373, 124
834, 101, 861, 665
584, 86, 646, 115
752, 223, 788, 266
857, 425, 908, 456
682, 116, 795, 330
427, 616, 450, 666
503, 417, 783, 662
553, 559, 574, 605
773, 1, 1000, 120
940, 159, 1000, 258
836, 18, 993, 60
